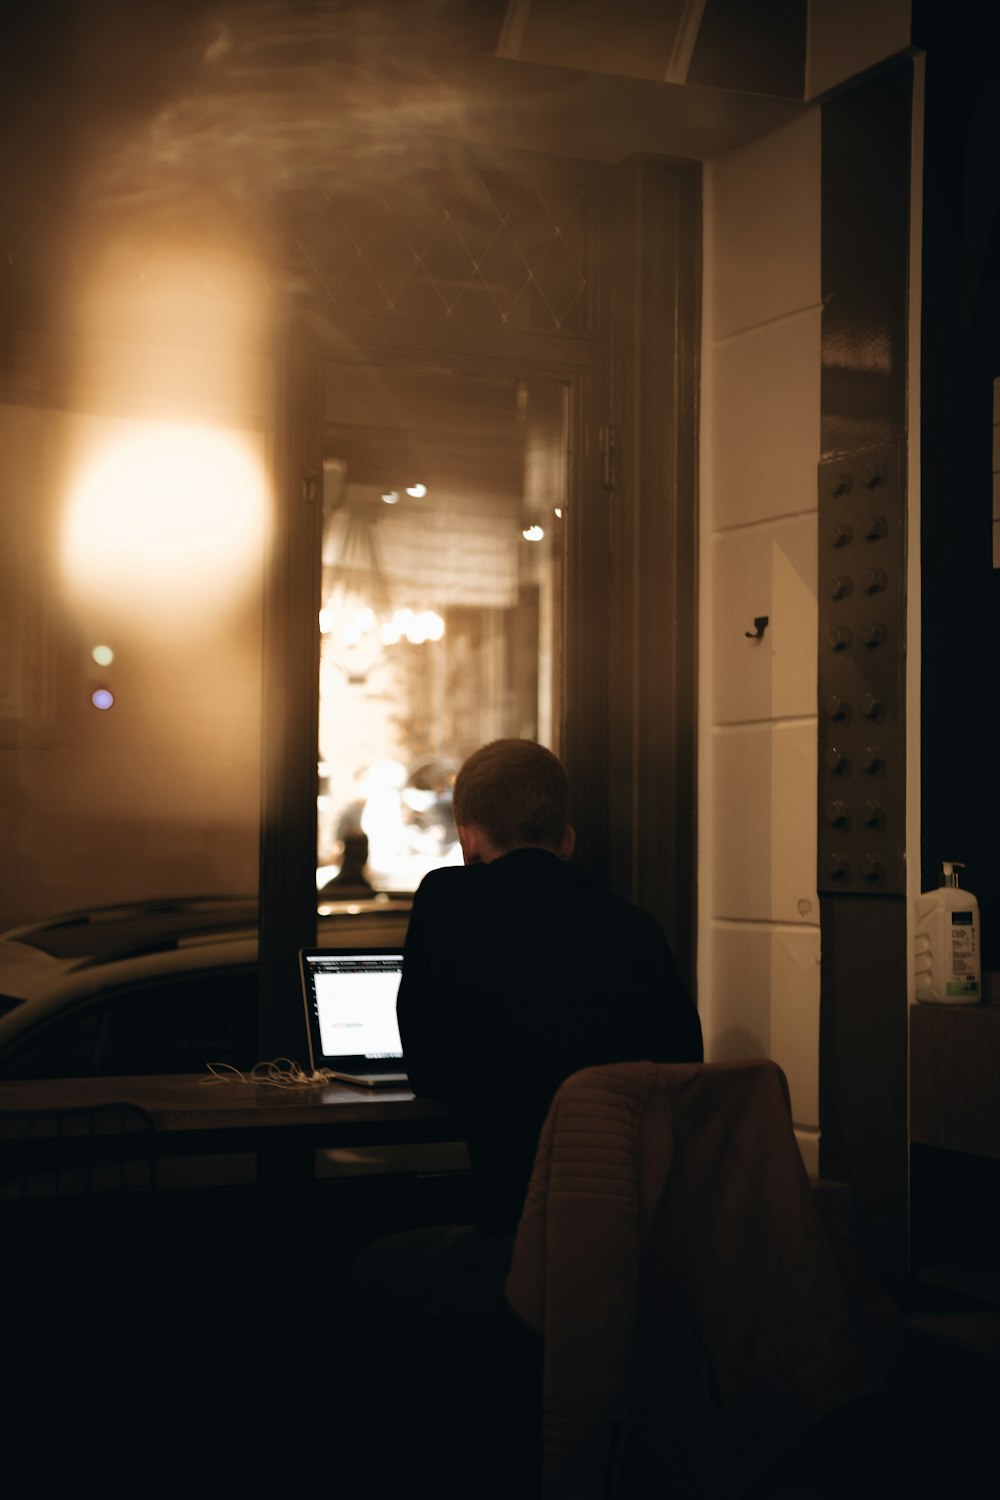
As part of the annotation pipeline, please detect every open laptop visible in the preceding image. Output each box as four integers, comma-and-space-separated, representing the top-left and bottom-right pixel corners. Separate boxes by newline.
299, 946, 409, 1087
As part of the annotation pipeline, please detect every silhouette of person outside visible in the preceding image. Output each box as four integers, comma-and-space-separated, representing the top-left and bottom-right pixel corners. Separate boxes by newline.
320, 830, 375, 898
321, 793, 377, 898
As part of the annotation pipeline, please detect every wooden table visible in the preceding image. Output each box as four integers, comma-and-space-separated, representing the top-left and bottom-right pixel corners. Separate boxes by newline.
0, 1072, 464, 1188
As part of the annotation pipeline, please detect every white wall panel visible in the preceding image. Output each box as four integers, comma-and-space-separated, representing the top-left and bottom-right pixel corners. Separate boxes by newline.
771, 926, 822, 1127
771, 719, 819, 922
711, 724, 772, 920
711, 308, 822, 531
712, 513, 818, 724
700, 102, 825, 1175
793, 1128, 820, 1177
705, 922, 771, 1061
712, 527, 774, 724
711, 112, 822, 341
770, 514, 818, 717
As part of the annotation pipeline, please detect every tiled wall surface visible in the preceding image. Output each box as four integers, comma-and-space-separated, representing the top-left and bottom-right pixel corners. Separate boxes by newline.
700, 111, 823, 1173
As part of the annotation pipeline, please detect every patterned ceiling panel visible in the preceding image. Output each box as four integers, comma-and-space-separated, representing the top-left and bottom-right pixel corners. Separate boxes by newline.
284, 159, 592, 335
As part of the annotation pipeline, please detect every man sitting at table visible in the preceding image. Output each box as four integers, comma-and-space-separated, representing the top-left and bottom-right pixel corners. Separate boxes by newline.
396, 735, 703, 1234
350, 738, 702, 1486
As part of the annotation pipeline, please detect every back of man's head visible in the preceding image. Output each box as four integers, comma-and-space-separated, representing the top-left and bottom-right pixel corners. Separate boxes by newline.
453, 739, 569, 856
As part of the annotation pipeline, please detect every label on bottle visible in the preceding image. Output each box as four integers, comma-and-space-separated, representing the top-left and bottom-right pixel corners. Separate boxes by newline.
947, 910, 980, 996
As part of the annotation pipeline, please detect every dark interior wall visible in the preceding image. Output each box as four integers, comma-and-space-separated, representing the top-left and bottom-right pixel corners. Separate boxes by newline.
818, 58, 913, 1295
688, 0, 806, 98
914, 1, 1000, 969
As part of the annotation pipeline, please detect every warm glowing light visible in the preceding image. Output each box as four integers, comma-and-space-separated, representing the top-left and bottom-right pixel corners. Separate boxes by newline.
522, 524, 545, 542
379, 609, 408, 645
553, 507, 563, 519
405, 483, 427, 498
419, 610, 445, 642
91, 688, 114, 710
91, 644, 115, 666
378, 607, 445, 645
323, 599, 446, 651
343, 606, 376, 645
381, 490, 400, 505
61, 424, 269, 634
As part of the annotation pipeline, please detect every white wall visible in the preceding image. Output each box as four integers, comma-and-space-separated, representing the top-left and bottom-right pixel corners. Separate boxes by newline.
698, 110, 824, 1174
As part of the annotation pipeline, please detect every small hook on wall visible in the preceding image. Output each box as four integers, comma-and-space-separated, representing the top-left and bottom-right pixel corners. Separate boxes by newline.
745, 615, 769, 640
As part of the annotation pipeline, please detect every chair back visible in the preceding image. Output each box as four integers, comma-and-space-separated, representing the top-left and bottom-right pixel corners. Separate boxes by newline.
506, 1059, 896, 1499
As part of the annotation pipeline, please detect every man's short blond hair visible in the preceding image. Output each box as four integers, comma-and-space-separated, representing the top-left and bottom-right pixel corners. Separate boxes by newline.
452, 739, 568, 853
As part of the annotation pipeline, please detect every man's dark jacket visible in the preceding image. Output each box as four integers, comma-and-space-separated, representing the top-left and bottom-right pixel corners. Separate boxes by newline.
397, 847, 703, 1232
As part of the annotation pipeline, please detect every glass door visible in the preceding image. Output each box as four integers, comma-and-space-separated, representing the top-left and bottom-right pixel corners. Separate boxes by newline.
316, 362, 567, 897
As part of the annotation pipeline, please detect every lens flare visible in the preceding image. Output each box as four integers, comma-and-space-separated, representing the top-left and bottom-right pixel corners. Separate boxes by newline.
61, 423, 270, 634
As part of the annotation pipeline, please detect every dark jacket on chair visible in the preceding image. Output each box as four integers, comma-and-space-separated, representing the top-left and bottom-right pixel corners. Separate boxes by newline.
505, 1059, 898, 1499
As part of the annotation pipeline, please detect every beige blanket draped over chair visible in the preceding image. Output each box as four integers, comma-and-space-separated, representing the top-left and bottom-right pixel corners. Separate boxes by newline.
505, 1059, 897, 1499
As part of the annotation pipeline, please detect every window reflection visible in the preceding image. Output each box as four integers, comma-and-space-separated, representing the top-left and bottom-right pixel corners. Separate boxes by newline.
317, 369, 566, 896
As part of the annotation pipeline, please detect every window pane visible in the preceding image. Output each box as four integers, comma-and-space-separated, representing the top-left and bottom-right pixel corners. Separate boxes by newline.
317, 368, 566, 896
0, 395, 267, 929
7, 969, 257, 1080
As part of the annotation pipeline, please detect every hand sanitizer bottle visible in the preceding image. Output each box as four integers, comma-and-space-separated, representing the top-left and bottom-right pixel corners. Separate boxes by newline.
914, 861, 982, 1005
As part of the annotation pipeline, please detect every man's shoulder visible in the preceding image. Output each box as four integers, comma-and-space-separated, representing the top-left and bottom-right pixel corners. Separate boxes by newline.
406, 863, 492, 945
412, 854, 663, 936
412, 861, 483, 905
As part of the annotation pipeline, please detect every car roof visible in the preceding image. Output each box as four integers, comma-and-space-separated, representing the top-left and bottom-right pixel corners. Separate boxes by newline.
0, 894, 412, 1008
0, 895, 259, 963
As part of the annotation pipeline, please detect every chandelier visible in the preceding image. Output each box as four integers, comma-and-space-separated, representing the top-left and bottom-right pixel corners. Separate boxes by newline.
320, 484, 444, 683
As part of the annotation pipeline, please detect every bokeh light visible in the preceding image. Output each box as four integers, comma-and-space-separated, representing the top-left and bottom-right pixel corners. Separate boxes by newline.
61, 423, 270, 635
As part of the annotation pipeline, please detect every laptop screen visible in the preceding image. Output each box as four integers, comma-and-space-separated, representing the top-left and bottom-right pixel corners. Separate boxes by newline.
300, 948, 404, 1071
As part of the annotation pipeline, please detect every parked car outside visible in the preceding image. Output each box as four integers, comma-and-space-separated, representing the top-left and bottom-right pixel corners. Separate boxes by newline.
0, 893, 412, 1083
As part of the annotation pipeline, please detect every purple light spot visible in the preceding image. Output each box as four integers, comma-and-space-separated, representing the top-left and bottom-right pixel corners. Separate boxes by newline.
91, 688, 114, 710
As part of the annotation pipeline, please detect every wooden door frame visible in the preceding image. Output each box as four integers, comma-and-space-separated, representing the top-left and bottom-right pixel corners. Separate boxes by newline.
257, 329, 325, 1063
603, 154, 701, 988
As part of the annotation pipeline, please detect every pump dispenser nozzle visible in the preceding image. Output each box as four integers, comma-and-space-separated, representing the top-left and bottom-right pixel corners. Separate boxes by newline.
940, 861, 964, 888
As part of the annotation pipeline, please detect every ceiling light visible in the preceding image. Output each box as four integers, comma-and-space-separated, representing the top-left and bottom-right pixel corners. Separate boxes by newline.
405, 483, 427, 498
381, 490, 400, 504
522, 524, 545, 542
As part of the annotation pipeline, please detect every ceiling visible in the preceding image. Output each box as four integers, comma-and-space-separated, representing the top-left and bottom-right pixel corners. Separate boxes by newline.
0, 0, 812, 329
